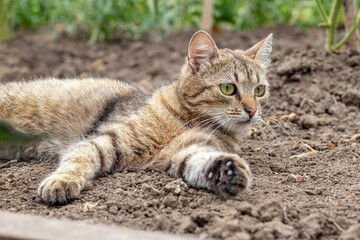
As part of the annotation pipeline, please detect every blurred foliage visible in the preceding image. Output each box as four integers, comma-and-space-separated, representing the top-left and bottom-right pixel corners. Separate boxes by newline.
0, 120, 43, 145
0, 0, 14, 42
5, 0, 354, 43
315, 0, 360, 53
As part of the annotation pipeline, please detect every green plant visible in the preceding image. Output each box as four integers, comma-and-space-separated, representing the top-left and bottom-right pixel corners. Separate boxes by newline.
3, 0, 342, 43
0, 0, 14, 42
0, 120, 44, 145
315, 0, 360, 52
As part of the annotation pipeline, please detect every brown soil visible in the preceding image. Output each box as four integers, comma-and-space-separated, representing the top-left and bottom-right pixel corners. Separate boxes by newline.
0, 26, 360, 240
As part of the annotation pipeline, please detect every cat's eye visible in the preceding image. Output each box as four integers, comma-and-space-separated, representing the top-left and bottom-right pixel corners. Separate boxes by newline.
254, 85, 265, 97
220, 84, 236, 96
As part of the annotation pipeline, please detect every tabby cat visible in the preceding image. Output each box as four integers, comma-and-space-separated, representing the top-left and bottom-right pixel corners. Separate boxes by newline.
0, 31, 272, 204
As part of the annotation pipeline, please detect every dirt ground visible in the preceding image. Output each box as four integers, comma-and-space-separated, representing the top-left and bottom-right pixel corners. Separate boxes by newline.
0, 26, 359, 240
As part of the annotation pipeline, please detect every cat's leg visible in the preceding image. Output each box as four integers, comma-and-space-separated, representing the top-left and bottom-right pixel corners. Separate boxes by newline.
165, 144, 251, 196
38, 134, 117, 204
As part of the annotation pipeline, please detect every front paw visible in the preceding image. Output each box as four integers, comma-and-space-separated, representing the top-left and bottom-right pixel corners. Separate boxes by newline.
205, 154, 251, 196
38, 173, 85, 205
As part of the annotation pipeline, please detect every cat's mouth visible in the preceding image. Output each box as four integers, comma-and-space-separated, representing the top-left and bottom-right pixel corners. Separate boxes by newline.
230, 115, 259, 129
228, 115, 256, 123
235, 119, 253, 125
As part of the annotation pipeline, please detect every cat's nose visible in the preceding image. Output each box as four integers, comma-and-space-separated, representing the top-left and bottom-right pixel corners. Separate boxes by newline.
245, 107, 257, 118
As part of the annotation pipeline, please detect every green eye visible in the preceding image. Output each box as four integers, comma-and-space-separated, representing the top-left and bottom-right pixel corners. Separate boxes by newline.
254, 85, 265, 97
220, 84, 236, 96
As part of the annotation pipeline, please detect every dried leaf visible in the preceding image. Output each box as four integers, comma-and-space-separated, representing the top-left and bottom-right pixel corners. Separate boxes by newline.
81, 200, 101, 212
350, 134, 360, 142
326, 141, 338, 149
344, 134, 360, 143
299, 97, 315, 108
289, 150, 318, 159
337, 195, 356, 207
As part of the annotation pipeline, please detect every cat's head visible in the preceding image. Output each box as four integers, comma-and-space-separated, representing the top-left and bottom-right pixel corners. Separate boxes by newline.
177, 30, 272, 133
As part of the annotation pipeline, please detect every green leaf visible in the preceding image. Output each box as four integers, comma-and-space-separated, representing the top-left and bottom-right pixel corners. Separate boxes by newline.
0, 121, 44, 145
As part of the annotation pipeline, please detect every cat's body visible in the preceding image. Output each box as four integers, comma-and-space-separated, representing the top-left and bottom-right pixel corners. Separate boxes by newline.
0, 31, 272, 204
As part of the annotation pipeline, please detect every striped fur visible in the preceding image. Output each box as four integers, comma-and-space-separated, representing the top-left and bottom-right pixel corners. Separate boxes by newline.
0, 31, 272, 204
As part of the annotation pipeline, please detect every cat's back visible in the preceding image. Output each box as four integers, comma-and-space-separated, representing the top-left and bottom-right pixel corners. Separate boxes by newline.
0, 78, 146, 136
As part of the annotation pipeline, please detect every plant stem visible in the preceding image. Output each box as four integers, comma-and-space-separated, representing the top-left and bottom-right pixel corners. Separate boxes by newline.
154, 0, 159, 16
0, 0, 14, 42
179, 0, 188, 31
315, 0, 330, 26
326, 0, 342, 52
334, 11, 360, 50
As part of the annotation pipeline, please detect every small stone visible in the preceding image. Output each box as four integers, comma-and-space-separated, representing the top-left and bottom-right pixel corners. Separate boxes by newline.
299, 214, 322, 239
328, 103, 347, 117
305, 189, 317, 195
208, 172, 213, 179
191, 211, 212, 227
288, 112, 298, 122
231, 232, 251, 240
178, 216, 196, 233
141, 183, 161, 197
289, 73, 301, 82
236, 201, 253, 215
163, 179, 189, 195
254, 220, 298, 240
343, 89, 360, 107
340, 224, 360, 240
337, 126, 346, 132
256, 200, 285, 222
97, 205, 108, 210
154, 215, 171, 231
173, 185, 181, 195
269, 163, 283, 173
299, 114, 318, 129
163, 196, 178, 208
347, 55, 360, 67
227, 170, 233, 175
109, 205, 118, 214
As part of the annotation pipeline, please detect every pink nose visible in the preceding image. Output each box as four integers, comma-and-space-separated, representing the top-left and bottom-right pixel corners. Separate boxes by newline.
245, 107, 257, 118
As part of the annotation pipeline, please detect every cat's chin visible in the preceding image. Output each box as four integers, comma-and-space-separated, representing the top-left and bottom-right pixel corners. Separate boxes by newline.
228, 118, 258, 134
227, 121, 252, 134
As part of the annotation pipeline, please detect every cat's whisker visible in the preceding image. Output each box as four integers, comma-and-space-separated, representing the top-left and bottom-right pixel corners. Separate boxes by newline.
267, 117, 300, 139
178, 113, 224, 149
277, 117, 302, 140
223, 119, 236, 133
266, 116, 306, 154
200, 118, 232, 146
256, 122, 269, 141
226, 119, 238, 135
267, 117, 296, 141
174, 115, 221, 151
165, 111, 210, 144
259, 119, 287, 157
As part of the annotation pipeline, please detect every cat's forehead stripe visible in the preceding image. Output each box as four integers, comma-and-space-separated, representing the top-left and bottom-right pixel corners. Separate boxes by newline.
255, 71, 260, 84
222, 49, 261, 84
234, 72, 239, 83
228, 51, 251, 81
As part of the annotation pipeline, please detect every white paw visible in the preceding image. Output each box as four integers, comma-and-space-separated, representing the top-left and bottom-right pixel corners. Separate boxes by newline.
38, 173, 85, 204
206, 154, 251, 196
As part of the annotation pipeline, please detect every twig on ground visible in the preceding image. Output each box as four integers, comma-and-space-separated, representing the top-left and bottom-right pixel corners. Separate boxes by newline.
0, 159, 18, 169
289, 150, 318, 159
330, 219, 346, 233
299, 97, 315, 108
81, 200, 102, 212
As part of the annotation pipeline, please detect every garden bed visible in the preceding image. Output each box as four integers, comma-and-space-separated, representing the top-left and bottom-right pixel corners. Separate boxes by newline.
0, 26, 359, 239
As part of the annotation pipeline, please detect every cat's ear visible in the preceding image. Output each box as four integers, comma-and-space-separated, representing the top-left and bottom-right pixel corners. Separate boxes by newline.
187, 30, 219, 70
244, 33, 273, 69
